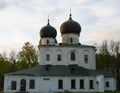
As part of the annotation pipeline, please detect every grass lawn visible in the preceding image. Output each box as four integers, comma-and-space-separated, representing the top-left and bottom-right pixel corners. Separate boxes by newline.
0, 91, 120, 93
55, 92, 120, 93
74, 92, 119, 93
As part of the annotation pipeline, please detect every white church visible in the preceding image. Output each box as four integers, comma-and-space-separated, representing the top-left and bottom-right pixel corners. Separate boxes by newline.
4, 13, 116, 93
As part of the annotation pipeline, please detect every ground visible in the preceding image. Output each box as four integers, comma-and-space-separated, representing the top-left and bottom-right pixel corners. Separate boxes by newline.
0, 91, 119, 93
55, 92, 119, 93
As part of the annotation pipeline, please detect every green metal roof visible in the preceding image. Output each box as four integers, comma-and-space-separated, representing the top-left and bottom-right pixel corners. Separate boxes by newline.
5, 65, 104, 77
98, 70, 115, 78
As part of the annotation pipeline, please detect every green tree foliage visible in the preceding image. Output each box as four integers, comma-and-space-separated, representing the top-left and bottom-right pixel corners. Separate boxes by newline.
0, 42, 39, 90
0, 53, 12, 90
96, 40, 120, 90
17, 42, 38, 69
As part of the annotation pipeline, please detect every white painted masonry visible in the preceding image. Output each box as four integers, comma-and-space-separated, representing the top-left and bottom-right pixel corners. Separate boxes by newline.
4, 75, 106, 93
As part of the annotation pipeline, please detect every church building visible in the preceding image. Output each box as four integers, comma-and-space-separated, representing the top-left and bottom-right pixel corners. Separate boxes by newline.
4, 13, 116, 93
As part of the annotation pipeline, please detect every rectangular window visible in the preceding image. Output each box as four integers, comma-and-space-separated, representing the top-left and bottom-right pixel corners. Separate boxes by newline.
71, 79, 76, 89
47, 40, 49, 44
29, 80, 35, 89
46, 54, 50, 61
106, 81, 110, 87
11, 81, 16, 90
80, 79, 84, 89
58, 80, 63, 89
70, 38, 73, 43
89, 80, 94, 89
84, 55, 88, 63
57, 54, 61, 61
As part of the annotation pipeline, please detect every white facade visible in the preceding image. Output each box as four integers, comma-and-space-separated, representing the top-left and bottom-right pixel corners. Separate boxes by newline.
4, 75, 105, 93
38, 45, 96, 70
104, 78, 116, 91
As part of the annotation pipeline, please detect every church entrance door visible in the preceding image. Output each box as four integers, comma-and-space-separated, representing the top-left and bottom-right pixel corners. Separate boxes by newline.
20, 79, 26, 92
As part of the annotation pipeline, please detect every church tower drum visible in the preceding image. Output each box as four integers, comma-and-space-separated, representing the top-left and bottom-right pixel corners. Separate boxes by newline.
60, 13, 81, 44
39, 19, 57, 45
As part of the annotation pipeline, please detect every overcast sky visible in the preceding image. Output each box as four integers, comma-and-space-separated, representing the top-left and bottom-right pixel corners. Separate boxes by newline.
0, 0, 120, 53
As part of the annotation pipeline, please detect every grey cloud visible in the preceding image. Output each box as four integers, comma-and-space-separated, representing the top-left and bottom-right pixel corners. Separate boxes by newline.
0, 0, 8, 10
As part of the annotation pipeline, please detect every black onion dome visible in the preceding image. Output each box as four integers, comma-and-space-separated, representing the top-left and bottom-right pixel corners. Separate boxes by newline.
60, 14, 81, 34
40, 20, 57, 38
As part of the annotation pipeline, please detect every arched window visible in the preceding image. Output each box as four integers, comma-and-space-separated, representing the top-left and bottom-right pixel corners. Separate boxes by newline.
70, 38, 73, 43
84, 54, 88, 63
57, 54, 61, 61
71, 52, 75, 61
20, 79, 26, 91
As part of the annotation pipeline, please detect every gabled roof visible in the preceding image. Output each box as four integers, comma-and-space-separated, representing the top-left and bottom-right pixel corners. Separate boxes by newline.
5, 65, 102, 77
